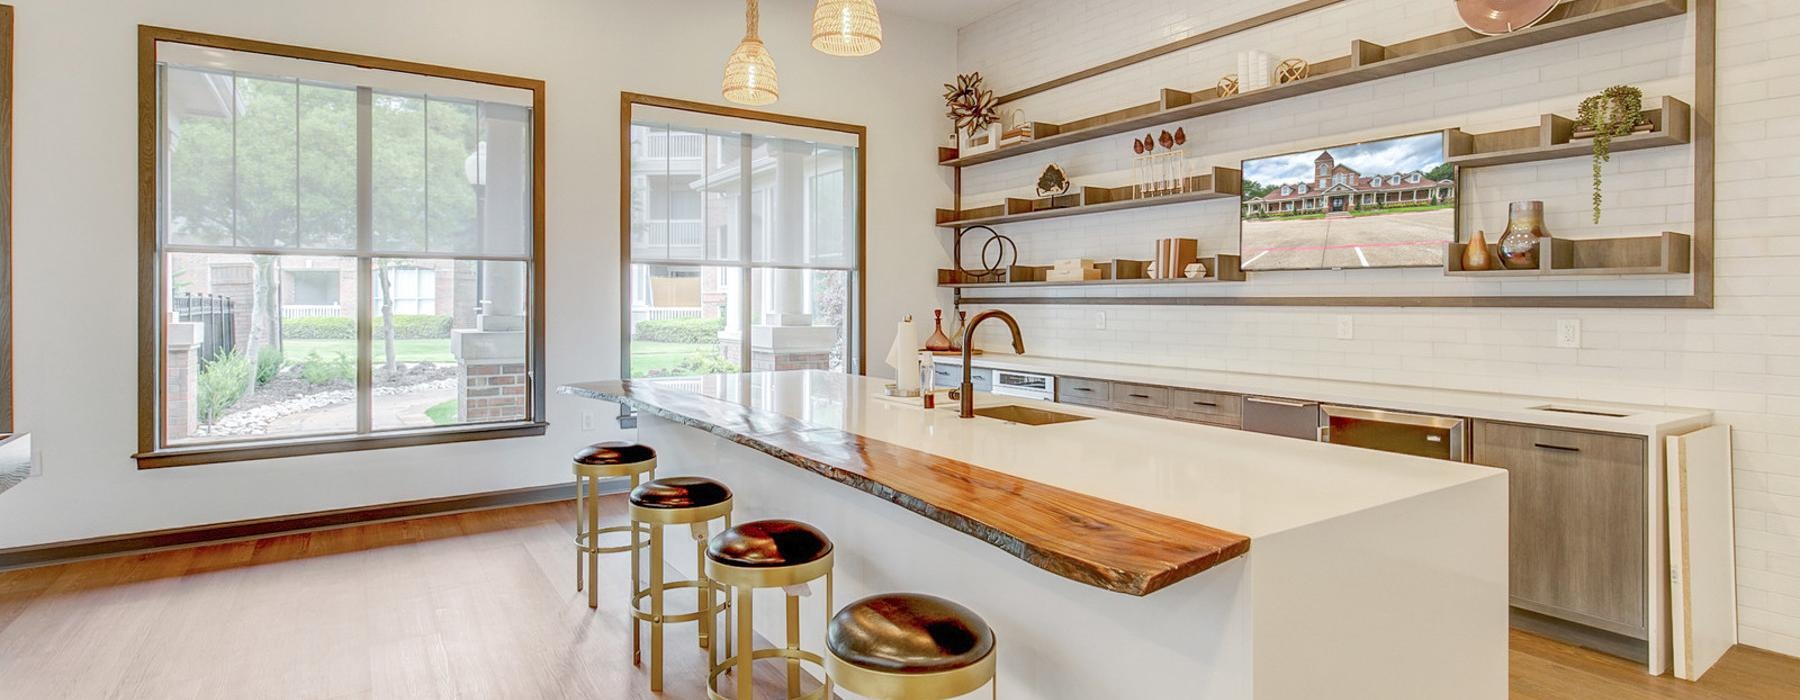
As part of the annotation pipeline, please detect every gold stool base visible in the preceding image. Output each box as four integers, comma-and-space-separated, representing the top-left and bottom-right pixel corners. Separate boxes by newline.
707, 647, 830, 700
825, 647, 999, 700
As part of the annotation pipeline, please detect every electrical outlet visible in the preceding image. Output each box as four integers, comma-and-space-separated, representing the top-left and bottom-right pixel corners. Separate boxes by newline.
580, 410, 597, 431
1556, 319, 1581, 348
1335, 315, 1354, 340
1094, 311, 1107, 330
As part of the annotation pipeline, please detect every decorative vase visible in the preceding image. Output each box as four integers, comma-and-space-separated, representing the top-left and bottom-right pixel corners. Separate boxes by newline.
1461, 230, 1495, 271
1498, 201, 1548, 270
947, 311, 968, 351
923, 309, 953, 352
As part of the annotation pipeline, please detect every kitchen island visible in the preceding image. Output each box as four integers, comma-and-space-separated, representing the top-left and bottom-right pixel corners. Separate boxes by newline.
563, 371, 1508, 699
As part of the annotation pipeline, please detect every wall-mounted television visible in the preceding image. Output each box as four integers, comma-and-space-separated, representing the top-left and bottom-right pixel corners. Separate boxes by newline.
1239, 132, 1456, 271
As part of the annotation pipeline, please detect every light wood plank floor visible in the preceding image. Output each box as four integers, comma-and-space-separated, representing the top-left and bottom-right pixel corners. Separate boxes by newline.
0, 498, 1794, 699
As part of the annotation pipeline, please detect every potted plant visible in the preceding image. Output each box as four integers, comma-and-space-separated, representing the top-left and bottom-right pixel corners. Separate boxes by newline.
1577, 85, 1645, 223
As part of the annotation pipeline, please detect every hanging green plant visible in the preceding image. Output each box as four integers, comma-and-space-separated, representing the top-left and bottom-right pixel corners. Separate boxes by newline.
1576, 85, 1644, 224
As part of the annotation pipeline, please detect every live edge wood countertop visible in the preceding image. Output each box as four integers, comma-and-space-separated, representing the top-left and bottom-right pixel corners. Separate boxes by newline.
563, 371, 1497, 597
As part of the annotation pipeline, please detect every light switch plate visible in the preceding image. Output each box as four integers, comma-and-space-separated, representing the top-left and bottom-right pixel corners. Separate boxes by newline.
580, 410, 597, 431
1335, 315, 1354, 340
1556, 319, 1581, 348
1094, 311, 1107, 330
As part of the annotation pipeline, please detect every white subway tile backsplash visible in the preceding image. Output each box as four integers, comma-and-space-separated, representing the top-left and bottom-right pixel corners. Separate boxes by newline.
951, 0, 1800, 657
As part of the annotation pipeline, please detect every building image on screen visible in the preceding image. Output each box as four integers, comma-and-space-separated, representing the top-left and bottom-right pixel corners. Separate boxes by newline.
1239, 132, 1455, 271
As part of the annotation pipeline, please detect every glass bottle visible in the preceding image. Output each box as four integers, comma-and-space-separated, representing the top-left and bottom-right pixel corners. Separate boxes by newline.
1498, 200, 1548, 270
923, 309, 953, 352
947, 310, 968, 350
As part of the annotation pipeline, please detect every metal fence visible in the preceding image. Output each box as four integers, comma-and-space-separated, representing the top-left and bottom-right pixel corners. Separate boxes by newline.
174, 292, 236, 363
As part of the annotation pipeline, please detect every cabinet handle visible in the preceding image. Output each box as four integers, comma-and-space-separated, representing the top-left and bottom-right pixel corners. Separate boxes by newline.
1071, 387, 1092, 392
1248, 397, 1312, 408
1191, 401, 1218, 407
1533, 442, 1581, 453
1128, 393, 1152, 399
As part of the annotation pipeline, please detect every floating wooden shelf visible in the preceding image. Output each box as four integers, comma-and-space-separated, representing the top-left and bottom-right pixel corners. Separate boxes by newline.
937, 168, 1242, 228
1444, 96, 1690, 168
1444, 232, 1691, 277
942, 255, 1246, 288
936, 0, 1688, 169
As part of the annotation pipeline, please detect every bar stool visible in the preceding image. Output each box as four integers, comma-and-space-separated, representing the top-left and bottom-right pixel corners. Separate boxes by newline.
572, 441, 656, 620
628, 476, 735, 692
824, 593, 997, 699
705, 519, 835, 700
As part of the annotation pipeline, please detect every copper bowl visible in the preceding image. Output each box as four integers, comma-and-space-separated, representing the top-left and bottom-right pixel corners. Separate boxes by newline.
1455, 0, 1558, 36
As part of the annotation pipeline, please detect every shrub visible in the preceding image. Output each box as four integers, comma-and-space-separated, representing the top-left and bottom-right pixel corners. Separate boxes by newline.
283, 314, 452, 340
197, 349, 252, 425
636, 317, 726, 344
301, 351, 355, 385
383, 314, 453, 340
283, 316, 355, 340
255, 349, 284, 385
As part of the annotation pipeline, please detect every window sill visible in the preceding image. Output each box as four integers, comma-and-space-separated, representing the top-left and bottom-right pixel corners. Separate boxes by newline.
134, 421, 550, 470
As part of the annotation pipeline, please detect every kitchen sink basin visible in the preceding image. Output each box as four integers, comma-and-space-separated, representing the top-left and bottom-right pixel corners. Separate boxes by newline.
970, 404, 1092, 426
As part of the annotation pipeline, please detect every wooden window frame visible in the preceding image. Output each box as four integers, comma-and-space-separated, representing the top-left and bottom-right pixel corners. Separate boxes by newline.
617, 92, 869, 379
0, 5, 13, 434
135, 26, 548, 468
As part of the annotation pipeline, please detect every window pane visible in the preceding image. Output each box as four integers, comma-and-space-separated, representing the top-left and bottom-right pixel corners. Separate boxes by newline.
750, 268, 849, 372
472, 102, 533, 257
704, 131, 743, 260
750, 137, 855, 268
372, 93, 427, 252
163, 67, 235, 247
426, 99, 478, 253
233, 76, 298, 248
628, 264, 741, 378
297, 83, 357, 250
165, 253, 359, 445
370, 259, 528, 430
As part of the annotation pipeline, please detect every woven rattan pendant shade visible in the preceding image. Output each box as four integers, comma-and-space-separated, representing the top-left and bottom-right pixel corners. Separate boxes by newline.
722, 0, 779, 105
810, 0, 882, 57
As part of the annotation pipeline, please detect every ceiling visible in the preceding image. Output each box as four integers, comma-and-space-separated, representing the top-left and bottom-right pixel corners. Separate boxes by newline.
883, 0, 1014, 28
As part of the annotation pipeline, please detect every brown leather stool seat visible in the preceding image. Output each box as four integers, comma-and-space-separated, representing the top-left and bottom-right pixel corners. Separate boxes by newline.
706, 519, 834, 568
629, 476, 732, 510
574, 441, 656, 467
827, 593, 995, 674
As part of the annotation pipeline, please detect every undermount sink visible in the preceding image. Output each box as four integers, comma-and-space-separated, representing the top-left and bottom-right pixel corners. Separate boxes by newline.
970, 404, 1092, 426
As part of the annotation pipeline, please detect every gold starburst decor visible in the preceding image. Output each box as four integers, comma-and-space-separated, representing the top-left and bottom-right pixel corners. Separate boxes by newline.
1217, 74, 1239, 97
811, 0, 883, 57
723, 0, 779, 106
1276, 58, 1310, 84
943, 72, 999, 138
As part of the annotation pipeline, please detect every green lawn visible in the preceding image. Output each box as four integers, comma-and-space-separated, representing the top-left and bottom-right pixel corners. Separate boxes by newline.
281, 339, 456, 364
425, 399, 458, 425
630, 341, 720, 378
1350, 203, 1454, 217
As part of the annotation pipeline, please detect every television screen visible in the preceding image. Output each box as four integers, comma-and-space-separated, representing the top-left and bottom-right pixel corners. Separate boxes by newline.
1239, 132, 1456, 271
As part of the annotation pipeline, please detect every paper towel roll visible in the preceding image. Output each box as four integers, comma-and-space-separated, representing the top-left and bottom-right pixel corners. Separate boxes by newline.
888, 317, 920, 394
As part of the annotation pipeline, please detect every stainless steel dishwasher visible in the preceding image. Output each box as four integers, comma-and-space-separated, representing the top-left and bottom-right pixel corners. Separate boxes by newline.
1319, 405, 1467, 461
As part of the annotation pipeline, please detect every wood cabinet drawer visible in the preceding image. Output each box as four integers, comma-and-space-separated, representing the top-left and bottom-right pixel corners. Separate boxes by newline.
1112, 383, 1169, 411
1171, 388, 1242, 420
1472, 420, 1647, 637
930, 364, 991, 392
1169, 409, 1241, 429
1057, 376, 1111, 406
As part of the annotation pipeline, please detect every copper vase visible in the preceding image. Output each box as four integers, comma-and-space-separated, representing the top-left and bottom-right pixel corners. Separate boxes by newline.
1462, 230, 1496, 271
1498, 201, 1548, 270
923, 309, 953, 352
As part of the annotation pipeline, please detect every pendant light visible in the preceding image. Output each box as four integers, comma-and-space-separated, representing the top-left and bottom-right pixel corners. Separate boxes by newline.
811, 0, 883, 57
722, 0, 779, 106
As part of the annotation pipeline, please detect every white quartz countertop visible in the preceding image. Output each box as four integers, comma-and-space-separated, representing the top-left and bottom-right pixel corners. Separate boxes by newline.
937, 353, 1711, 436
570, 371, 1504, 540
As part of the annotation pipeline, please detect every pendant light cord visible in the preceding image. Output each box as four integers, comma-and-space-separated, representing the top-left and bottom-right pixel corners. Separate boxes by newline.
745, 0, 759, 40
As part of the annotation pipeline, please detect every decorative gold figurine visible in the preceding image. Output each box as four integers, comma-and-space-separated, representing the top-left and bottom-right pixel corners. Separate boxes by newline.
1276, 58, 1310, 84
1217, 74, 1239, 97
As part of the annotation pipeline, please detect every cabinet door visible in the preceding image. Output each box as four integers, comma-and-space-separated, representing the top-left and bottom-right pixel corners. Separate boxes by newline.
1473, 420, 1647, 637
1112, 383, 1170, 413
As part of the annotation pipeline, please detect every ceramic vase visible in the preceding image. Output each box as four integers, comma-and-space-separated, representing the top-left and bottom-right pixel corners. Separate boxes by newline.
1498, 201, 1548, 270
923, 309, 953, 352
1461, 230, 1495, 271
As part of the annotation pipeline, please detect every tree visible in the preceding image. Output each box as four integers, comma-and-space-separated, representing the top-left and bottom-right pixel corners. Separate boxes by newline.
1242, 179, 1276, 199
1426, 162, 1455, 182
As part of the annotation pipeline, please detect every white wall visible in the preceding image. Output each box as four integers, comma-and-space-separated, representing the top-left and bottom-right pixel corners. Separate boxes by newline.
953, 0, 1800, 655
0, 0, 954, 546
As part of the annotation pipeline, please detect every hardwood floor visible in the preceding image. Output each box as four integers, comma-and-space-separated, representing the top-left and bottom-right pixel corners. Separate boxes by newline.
0, 497, 1794, 699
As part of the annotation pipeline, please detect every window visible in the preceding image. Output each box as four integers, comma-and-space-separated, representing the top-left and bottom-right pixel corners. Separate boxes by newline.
622, 94, 863, 379
139, 29, 545, 467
